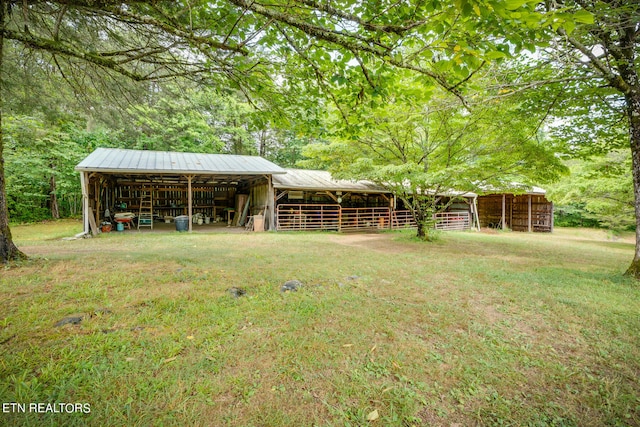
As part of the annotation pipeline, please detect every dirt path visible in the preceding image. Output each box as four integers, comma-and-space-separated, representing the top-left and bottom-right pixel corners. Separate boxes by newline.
328, 232, 412, 254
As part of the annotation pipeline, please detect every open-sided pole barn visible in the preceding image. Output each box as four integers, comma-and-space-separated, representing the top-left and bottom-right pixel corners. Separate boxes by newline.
75, 148, 285, 235
76, 149, 552, 234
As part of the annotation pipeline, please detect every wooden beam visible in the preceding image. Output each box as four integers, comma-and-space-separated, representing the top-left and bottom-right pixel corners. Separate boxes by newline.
267, 175, 276, 231
323, 191, 338, 203
510, 196, 513, 228
96, 179, 103, 224
501, 193, 506, 230
528, 194, 532, 232
187, 175, 193, 232
473, 196, 481, 231
88, 207, 98, 237
80, 172, 90, 235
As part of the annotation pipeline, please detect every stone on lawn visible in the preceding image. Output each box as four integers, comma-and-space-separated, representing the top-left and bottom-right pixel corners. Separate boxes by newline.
54, 316, 83, 327
281, 280, 303, 292
227, 287, 247, 298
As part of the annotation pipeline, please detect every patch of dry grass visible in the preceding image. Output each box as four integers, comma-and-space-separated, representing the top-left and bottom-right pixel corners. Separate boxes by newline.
1, 221, 639, 426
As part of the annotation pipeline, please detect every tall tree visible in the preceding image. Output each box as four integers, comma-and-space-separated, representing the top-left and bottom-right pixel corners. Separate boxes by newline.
477, 1, 640, 275
302, 76, 566, 240
551, 1, 640, 276
0, 4, 19, 261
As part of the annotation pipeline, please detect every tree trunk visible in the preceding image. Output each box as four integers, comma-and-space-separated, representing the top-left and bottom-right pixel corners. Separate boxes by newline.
624, 90, 640, 278
0, 4, 27, 262
50, 170, 60, 219
409, 195, 435, 241
49, 161, 60, 219
416, 218, 429, 240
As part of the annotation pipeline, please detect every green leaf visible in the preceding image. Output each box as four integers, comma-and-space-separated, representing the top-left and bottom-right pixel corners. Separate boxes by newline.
573, 9, 595, 24
504, 0, 528, 11
485, 50, 508, 60
563, 20, 576, 35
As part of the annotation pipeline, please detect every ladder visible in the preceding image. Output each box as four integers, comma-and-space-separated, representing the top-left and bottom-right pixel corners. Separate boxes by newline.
138, 190, 154, 230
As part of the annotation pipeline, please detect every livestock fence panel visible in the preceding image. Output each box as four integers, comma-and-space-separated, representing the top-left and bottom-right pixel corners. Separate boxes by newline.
391, 210, 417, 229
276, 204, 341, 231
339, 207, 391, 232
434, 211, 470, 231
277, 205, 471, 232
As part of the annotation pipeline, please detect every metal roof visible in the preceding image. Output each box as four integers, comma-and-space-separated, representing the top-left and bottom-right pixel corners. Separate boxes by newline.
75, 148, 286, 175
273, 169, 482, 197
526, 186, 546, 195
479, 183, 547, 196
272, 169, 391, 193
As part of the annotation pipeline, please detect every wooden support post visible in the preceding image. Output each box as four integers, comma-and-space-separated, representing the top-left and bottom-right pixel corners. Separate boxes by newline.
501, 194, 506, 230
88, 207, 98, 236
510, 196, 513, 228
80, 172, 90, 235
187, 176, 193, 232
550, 202, 554, 233
528, 194, 532, 233
267, 175, 275, 231
95, 179, 101, 224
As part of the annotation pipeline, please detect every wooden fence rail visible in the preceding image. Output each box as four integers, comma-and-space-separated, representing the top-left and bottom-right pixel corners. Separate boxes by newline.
276, 205, 472, 232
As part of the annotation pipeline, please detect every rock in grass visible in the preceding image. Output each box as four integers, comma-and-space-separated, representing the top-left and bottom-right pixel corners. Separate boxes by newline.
227, 287, 247, 298
54, 316, 83, 327
280, 280, 303, 292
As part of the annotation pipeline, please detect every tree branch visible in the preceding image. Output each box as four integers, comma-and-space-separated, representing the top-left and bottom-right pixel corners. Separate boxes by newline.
297, 0, 429, 35
93, 5, 249, 56
557, 27, 633, 94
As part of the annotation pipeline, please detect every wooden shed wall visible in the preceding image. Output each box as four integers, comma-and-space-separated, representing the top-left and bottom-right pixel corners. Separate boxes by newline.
477, 194, 553, 232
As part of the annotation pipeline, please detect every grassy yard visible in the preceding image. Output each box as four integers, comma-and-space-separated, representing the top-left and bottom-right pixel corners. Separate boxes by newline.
1, 220, 639, 426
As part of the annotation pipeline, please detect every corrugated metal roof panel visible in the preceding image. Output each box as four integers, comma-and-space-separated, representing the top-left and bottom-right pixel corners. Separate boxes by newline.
76, 148, 286, 175
479, 183, 547, 196
273, 169, 479, 197
272, 169, 389, 193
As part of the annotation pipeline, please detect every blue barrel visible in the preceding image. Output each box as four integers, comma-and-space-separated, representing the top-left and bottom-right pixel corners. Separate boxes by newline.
175, 215, 189, 232
116, 222, 124, 232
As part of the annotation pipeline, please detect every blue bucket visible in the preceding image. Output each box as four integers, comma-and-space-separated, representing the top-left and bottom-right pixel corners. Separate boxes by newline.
116, 222, 124, 232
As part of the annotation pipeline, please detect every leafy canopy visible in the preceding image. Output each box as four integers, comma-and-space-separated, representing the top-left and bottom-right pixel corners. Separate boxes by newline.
302, 74, 566, 195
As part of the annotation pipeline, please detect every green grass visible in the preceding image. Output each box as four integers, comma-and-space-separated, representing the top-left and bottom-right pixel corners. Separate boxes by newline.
1, 221, 639, 426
